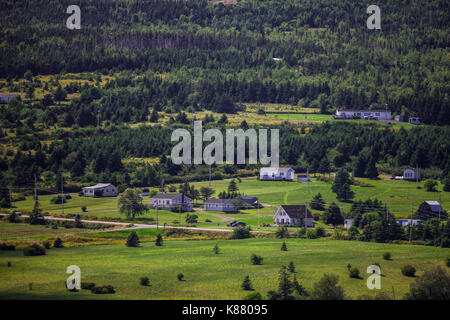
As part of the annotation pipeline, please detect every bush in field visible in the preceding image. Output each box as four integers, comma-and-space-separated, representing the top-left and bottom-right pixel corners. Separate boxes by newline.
7, 211, 18, 223
140, 277, 150, 286
275, 226, 289, 238
288, 261, 295, 273
315, 227, 326, 238
311, 274, 345, 300
81, 282, 95, 290
0, 243, 15, 251
243, 292, 262, 300
53, 237, 63, 248
406, 267, 450, 300
251, 254, 263, 265
241, 275, 253, 291
213, 243, 220, 254
155, 233, 163, 246
23, 244, 46, 256
42, 241, 51, 249
281, 242, 288, 251
177, 273, 184, 281
126, 231, 140, 247
401, 265, 416, 277
81, 206, 87, 212
91, 285, 115, 294
231, 226, 251, 239
383, 252, 391, 260
424, 179, 438, 192
348, 267, 360, 279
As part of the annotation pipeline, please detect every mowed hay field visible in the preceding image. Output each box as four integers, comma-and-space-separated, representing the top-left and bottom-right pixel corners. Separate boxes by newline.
0, 238, 448, 300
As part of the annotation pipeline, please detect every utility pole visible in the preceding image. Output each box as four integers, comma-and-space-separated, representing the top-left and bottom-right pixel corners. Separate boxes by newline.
156, 205, 159, 229
416, 163, 419, 189
409, 204, 414, 242
8, 187, 12, 209
97, 109, 100, 128
439, 192, 442, 221
209, 165, 212, 186
34, 174, 37, 202
61, 174, 64, 215
307, 167, 309, 193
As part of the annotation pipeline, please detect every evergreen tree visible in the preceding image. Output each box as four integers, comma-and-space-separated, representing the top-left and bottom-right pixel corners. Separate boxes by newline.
241, 275, 253, 291
155, 233, 163, 246
288, 261, 295, 273
0, 188, 11, 208
318, 158, 330, 174
281, 241, 288, 251
53, 237, 63, 248
353, 155, 366, 178
126, 231, 140, 247
364, 157, 379, 178
277, 266, 294, 300
310, 192, 325, 210
292, 275, 309, 297
213, 243, 220, 254
332, 169, 354, 200
149, 109, 159, 122
322, 202, 344, 226
228, 179, 238, 193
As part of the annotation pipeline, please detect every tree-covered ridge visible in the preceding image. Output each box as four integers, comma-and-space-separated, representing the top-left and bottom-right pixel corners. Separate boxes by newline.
0, 0, 448, 124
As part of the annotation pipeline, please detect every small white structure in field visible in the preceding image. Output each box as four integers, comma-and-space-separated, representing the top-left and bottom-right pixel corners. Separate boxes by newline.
82, 183, 117, 197
396, 219, 424, 227
150, 193, 193, 211
0, 94, 19, 104
274, 205, 314, 227
408, 117, 420, 125
403, 168, 420, 181
260, 167, 295, 181
335, 109, 391, 120
344, 219, 354, 229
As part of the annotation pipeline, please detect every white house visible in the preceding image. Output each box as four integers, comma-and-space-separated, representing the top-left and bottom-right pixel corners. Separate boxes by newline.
335, 109, 391, 120
150, 193, 193, 211
403, 168, 420, 181
344, 219, 354, 229
260, 167, 295, 181
274, 205, 314, 227
408, 117, 420, 125
82, 183, 117, 197
297, 174, 311, 182
204, 198, 239, 212
396, 219, 424, 227
0, 94, 19, 104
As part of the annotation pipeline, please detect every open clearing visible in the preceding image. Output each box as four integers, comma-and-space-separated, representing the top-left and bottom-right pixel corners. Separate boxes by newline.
0, 238, 448, 299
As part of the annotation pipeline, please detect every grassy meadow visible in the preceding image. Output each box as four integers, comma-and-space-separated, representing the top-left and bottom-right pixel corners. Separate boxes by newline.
0, 238, 448, 300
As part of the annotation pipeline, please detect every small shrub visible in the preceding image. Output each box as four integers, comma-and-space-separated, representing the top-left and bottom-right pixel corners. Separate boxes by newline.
349, 267, 360, 279
315, 227, 326, 238
42, 241, 51, 249
213, 243, 220, 254
241, 275, 253, 291
281, 242, 288, 251
401, 265, 416, 277
7, 261, 11, 267
307, 229, 318, 239
126, 231, 140, 247
243, 291, 262, 300
383, 252, 391, 260
155, 233, 163, 246
0, 243, 15, 251
81, 282, 95, 290
347, 264, 352, 270
91, 285, 115, 294
251, 254, 263, 265
23, 244, 46, 256
53, 237, 63, 248
140, 277, 150, 286
81, 206, 87, 212
177, 273, 184, 281
231, 226, 251, 239
288, 261, 295, 273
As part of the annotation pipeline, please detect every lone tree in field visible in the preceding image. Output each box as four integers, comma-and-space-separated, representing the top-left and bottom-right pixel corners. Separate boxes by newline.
281, 242, 288, 251
200, 187, 215, 201
406, 266, 450, 300
155, 233, 163, 246
53, 237, 63, 248
241, 276, 253, 291
288, 261, 295, 273
311, 274, 345, 300
332, 169, 354, 201
118, 188, 147, 220
213, 243, 220, 254
126, 231, 140, 247
310, 193, 325, 210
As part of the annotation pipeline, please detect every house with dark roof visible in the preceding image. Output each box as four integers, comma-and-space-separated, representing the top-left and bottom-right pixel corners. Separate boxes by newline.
260, 167, 295, 181
204, 198, 239, 212
238, 196, 259, 207
416, 201, 446, 221
274, 205, 314, 227
150, 193, 193, 211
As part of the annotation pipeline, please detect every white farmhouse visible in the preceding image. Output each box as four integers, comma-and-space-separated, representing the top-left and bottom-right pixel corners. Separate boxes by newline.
403, 168, 420, 181
150, 193, 193, 211
260, 167, 295, 181
335, 109, 391, 120
274, 205, 314, 227
82, 183, 117, 197
344, 219, 354, 229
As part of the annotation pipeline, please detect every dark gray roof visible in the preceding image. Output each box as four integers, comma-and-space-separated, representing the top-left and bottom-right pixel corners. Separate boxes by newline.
280, 205, 313, 219
424, 201, 443, 212
204, 198, 236, 205
151, 193, 192, 201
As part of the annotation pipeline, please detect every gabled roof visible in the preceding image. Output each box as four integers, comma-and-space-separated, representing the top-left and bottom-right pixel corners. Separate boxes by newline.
337, 109, 391, 113
424, 201, 443, 212
82, 183, 114, 190
279, 205, 313, 219
260, 167, 293, 173
151, 193, 192, 201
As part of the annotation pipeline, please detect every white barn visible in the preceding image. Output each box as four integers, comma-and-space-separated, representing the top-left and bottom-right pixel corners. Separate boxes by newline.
82, 183, 117, 197
150, 193, 193, 211
335, 109, 391, 120
403, 168, 420, 181
274, 205, 314, 227
260, 167, 295, 181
